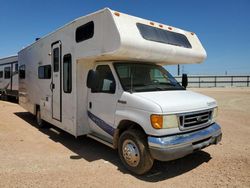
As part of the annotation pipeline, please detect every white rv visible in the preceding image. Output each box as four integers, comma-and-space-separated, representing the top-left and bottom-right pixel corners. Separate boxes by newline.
0, 55, 18, 100
18, 8, 222, 174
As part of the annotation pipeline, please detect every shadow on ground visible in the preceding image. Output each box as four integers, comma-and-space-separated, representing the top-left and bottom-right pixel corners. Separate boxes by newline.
14, 111, 212, 182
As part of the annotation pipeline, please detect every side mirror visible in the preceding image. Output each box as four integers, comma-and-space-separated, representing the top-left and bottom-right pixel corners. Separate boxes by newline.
109, 82, 116, 93
182, 74, 188, 88
87, 70, 98, 89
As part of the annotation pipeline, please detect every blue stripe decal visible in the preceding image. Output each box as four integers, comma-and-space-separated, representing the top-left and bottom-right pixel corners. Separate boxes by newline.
87, 111, 115, 136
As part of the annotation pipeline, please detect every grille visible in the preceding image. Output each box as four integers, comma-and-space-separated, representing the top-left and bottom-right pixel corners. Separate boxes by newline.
179, 110, 212, 130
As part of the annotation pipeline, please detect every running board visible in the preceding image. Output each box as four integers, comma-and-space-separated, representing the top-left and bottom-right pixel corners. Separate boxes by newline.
87, 134, 114, 149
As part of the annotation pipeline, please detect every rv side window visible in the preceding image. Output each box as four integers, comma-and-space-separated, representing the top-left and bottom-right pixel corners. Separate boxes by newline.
19, 65, 26, 79
0, 71, 3, 78
92, 65, 116, 94
38, 65, 51, 79
63, 54, 72, 93
53, 48, 59, 72
136, 23, 192, 48
4, 67, 11, 79
75, 21, 94, 43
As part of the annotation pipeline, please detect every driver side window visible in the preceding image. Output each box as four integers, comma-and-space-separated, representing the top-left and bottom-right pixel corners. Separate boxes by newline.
91, 65, 116, 94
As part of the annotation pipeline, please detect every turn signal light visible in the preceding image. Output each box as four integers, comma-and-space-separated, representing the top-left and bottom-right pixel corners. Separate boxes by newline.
151, 115, 163, 129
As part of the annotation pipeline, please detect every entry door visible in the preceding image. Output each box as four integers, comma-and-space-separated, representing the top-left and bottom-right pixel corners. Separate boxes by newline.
51, 42, 61, 121
87, 65, 118, 140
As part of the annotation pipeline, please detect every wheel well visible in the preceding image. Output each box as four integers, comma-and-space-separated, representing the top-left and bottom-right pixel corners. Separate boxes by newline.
113, 120, 146, 149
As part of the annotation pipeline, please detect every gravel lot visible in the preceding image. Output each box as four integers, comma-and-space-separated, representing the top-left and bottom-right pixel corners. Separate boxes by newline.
0, 88, 250, 187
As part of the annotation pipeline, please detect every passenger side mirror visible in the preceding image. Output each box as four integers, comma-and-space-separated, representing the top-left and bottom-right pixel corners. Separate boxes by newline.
182, 74, 188, 88
87, 69, 98, 89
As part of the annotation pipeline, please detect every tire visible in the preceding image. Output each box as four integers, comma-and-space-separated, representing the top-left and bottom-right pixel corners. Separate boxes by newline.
36, 108, 45, 128
118, 129, 154, 175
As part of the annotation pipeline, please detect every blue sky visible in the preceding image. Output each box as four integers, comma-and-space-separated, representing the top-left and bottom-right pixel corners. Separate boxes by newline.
0, 0, 249, 75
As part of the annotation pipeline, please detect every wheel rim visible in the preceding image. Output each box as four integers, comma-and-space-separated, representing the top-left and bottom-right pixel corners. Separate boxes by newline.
122, 139, 140, 167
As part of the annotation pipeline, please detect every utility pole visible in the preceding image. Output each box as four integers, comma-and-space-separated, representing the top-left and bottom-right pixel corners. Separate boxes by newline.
177, 64, 180, 76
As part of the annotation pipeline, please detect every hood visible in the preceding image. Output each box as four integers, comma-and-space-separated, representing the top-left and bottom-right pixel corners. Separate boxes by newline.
133, 90, 217, 114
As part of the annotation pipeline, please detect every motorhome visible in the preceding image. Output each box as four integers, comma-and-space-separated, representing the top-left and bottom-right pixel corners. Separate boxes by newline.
0, 55, 18, 100
18, 8, 222, 174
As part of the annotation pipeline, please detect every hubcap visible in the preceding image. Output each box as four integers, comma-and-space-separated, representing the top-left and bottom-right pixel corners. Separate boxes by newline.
122, 139, 140, 167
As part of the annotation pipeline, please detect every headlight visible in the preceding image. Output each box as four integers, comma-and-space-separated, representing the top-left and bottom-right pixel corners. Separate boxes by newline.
212, 107, 218, 121
151, 114, 179, 129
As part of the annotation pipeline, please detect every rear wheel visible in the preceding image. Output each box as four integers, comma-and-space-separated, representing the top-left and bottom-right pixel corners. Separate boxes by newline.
36, 108, 45, 128
118, 129, 154, 175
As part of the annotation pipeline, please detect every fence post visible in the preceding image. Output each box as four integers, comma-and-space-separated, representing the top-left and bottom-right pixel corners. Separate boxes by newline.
247, 76, 249, 87
231, 76, 233, 87
215, 76, 217, 87
199, 77, 201, 88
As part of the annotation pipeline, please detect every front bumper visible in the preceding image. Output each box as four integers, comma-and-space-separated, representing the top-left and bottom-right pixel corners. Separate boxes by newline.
148, 123, 222, 161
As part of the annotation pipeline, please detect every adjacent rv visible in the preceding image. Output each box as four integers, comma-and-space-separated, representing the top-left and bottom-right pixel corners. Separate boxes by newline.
0, 55, 18, 100
18, 8, 222, 174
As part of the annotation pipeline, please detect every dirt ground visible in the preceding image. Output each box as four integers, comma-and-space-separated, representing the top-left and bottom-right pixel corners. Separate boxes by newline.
0, 88, 250, 188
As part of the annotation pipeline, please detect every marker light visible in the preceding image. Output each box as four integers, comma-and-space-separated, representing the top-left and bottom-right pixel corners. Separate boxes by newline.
150, 22, 155, 26
168, 27, 173, 30
159, 24, 163, 28
151, 114, 179, 129
151, 115, 163, 129
212, 107, 218, 122
114, 12, 120, 17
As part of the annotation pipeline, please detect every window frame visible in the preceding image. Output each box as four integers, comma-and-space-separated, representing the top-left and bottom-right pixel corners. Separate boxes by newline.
91, 65, 116, 94
63, 54, 72, 93
53, 47, 59, 72
19, 65, 26, 79
38, 65, 51, 79
75, 21, 94, 43
4, 67, 11, 79
136, 23, 192, 49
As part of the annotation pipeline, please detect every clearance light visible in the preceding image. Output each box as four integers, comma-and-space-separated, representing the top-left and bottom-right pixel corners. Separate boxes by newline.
114, 12, 120, 17
168, 27, 173, 30
191, 32, 195, 35
159, 24, 163, 28
150, 22, 155, 26
151, 115, 163, 129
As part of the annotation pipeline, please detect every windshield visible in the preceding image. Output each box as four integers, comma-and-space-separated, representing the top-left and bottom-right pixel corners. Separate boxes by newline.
114, 63, 184, 92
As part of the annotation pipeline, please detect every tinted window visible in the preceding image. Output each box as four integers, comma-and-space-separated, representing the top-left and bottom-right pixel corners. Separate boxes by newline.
136, 23, 192, 48
0, 71, 3, 78
19, 65, 25, 79
63, 54, 72, 93
4, 67, 11, 79
114, 63, 183, 92
92, 65, 116, 94
53, 48, 59, 72
75, 21, 94, 43
38, 65, 51, 79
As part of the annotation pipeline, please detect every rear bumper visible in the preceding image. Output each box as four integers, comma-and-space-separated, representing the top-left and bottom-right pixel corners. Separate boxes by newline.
148, 123, 222, 161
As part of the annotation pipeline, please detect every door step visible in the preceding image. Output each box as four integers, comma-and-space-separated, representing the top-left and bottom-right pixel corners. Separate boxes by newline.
87, 134, 114, 149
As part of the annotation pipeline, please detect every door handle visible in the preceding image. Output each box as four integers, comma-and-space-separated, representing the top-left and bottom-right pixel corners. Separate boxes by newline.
50, 82, 55, 91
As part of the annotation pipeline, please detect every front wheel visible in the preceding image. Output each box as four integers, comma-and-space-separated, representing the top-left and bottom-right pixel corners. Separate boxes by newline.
118, 129, 154, 175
